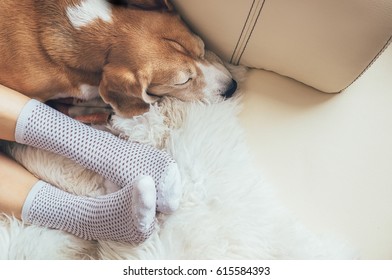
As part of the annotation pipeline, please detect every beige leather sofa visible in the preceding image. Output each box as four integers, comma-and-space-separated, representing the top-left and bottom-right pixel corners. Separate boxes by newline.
172, 0, 392, 259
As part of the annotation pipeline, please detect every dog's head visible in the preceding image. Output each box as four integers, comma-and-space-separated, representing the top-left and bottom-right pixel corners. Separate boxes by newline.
99, 0, 237, 117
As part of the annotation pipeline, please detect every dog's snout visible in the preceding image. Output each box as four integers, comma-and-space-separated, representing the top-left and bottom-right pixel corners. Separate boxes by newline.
222, 79, 238, 99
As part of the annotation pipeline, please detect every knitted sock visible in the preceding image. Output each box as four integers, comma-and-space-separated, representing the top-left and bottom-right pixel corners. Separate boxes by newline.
15, 99, 182, 214
22, 176, 156, 244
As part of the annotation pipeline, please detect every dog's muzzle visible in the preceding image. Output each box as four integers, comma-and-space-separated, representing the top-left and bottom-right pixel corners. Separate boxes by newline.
222, 79, 238, 99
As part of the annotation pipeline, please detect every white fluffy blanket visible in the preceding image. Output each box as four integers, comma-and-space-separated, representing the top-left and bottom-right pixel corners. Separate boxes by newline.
0, 70, 354, 259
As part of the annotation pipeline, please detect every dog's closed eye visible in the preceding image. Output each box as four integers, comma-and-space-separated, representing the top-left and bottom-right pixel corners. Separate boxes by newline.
175, 77, 192, 86
146, 76, 192, 99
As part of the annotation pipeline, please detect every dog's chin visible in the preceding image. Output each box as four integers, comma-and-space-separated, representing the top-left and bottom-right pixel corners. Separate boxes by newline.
203, 87, 238, 104
201, 94, 226, 105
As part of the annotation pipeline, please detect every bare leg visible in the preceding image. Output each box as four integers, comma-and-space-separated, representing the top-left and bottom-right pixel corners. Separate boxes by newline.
0, 86, 157, 243
0, 84, 179, 243
0, 148, 157, 243
0, 84, 30, 141
0, 85, 34, 218
0, 86, 159, 243
0, 151, 38, 219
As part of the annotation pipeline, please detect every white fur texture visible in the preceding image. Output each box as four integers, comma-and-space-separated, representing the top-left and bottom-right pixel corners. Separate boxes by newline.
0, 69, 355, 259
78, 84, 100, 100
66, 0, 112, 29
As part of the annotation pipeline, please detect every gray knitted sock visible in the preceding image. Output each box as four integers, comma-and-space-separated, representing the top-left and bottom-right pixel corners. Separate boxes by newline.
22, 176, 156, 244
15, 99, 182, 214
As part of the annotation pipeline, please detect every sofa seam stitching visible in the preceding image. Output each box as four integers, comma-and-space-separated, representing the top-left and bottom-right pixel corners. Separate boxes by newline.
339, 35, 392, 93
232, 0, 267, 65
230, 0, 256, 64
236, 0, 266, 65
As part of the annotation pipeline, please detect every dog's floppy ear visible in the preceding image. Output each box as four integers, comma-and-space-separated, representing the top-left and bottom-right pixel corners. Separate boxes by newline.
99, 65, 158, 117
108, 0, 173, 11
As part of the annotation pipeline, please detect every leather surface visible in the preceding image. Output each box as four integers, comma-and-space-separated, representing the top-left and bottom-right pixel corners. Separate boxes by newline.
172, 0, 254, 62
172, 0, 392, 93
239, 44, 392, 259
173, 0, 392, 259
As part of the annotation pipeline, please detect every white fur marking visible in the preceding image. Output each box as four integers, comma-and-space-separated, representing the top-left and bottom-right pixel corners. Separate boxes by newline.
66, 0, 112, 29
79, 84, 99, 100
197, 62, 231, 98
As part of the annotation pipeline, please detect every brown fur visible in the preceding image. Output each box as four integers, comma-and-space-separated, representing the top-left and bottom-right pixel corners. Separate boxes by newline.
0, 0, 235, 117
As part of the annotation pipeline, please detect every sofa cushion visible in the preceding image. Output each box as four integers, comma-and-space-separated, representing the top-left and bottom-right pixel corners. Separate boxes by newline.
172, 0, 392, 93
239, 43, 392, 259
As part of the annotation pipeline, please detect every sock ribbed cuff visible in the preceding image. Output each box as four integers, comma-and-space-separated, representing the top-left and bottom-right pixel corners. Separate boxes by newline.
21, 180, 47, 222
15, 99, 41, 144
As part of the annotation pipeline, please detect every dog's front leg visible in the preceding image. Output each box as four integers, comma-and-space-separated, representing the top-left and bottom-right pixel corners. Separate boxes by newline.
46, 98, 114, 125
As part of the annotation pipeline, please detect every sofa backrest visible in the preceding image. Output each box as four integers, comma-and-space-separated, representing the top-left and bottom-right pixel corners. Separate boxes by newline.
172, 0, 392, 93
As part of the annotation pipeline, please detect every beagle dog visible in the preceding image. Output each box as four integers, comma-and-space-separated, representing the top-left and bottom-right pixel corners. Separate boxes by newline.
0, 0, 237, 118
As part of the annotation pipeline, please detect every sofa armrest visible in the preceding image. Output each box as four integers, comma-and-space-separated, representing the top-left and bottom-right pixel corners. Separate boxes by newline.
172, 0, 392, 93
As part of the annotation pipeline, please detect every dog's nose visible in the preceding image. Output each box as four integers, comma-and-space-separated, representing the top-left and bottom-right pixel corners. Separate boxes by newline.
222, 79, 238, 99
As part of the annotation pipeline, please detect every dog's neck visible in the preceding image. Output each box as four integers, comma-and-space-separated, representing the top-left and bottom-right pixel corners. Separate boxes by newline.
40, 26, 113, 74
38, 3, 127, 75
